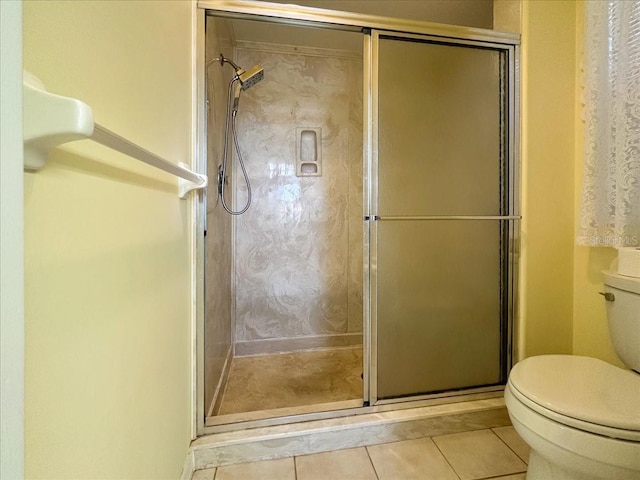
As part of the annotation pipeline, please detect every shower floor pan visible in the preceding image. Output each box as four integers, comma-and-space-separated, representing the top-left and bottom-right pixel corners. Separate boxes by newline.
209, 347, 363, 425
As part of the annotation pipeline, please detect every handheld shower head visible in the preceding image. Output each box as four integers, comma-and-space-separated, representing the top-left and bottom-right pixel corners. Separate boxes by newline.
209, 54, 264, 90
237, 64, 264, 90
232, 81, 242, 116
211, 54, 264, 215
230, 62, 264, 115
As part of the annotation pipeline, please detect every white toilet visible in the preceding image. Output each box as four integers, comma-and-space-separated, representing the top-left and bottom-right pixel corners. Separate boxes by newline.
505, 270, 640, 480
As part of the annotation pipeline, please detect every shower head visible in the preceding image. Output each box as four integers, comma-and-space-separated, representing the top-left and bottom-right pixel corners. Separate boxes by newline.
209, 54, 264, 90
231, 65, 264, 115
237, 64, 264, 90
210, 53, 265, 116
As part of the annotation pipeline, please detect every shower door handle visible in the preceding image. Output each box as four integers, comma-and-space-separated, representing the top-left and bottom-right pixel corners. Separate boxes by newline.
364, 215, 380, 221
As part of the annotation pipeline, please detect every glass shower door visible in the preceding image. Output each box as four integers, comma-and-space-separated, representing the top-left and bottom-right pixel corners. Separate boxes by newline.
369, 32, 518, 401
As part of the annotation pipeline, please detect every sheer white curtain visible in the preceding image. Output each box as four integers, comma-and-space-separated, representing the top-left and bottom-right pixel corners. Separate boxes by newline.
578, 0, 640, 247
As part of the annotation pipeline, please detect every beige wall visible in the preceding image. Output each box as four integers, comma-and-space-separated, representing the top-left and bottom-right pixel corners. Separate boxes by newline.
518, 0, 576, 358
493, 0, 520, 33
496, 0, 621, 364
257, 0, 494, 29
23, 1, 194, 478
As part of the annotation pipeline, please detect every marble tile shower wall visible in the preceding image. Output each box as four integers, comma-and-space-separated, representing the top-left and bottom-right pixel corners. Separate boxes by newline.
234, 43, 363, 354
204, 17, 235, 411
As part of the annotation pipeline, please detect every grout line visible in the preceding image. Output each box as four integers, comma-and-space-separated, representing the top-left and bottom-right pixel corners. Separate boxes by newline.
430, 435, 462, 480
293, 455, 298, 480
490, 427, 529, 467
364, 445, 381, 480
485, 475, 526, 479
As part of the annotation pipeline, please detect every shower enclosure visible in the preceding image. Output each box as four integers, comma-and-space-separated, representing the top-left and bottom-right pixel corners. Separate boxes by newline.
197, 1, 519, 435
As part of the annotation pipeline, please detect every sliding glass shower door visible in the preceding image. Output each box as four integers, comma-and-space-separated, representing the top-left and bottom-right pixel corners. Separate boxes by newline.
368, 31, 518, 402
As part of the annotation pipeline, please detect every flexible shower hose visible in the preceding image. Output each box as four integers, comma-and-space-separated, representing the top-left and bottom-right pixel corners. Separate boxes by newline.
219, 77, 252, 215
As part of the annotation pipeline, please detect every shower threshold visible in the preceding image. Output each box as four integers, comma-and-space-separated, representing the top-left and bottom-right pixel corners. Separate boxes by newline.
206, 399, 363, 426
193, 396, 510, 471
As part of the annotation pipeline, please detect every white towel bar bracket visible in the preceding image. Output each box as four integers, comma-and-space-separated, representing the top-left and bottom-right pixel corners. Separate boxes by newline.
22, 72, 207, 199
178, 162, 208, 199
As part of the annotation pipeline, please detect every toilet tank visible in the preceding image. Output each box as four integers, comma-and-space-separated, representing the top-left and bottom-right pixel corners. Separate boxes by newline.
603, 270, 640, 372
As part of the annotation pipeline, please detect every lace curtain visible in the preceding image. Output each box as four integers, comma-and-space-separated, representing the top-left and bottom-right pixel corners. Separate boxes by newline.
578, 0, 640, 247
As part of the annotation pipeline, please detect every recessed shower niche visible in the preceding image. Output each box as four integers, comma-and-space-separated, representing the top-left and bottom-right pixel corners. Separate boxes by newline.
199, 2, 519, 433
297, 127, 322, 177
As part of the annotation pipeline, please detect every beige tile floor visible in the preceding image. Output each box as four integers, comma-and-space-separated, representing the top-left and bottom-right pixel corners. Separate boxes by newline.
217, 347, 363, 415
191, 426, 530, 480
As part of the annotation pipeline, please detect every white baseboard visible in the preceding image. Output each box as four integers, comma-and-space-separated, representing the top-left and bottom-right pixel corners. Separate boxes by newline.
178, 450, 194, 480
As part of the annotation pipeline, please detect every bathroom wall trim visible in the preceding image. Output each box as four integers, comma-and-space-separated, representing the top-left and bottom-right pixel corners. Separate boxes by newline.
179, 450, 195, 480
236, 40, 361, 59
207, 346, 233, 417
194, 5, 209, 437
234, 333, 363, 357
0, 1, 24, 478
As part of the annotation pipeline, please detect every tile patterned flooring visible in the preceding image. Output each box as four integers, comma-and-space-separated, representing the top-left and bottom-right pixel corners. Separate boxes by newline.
191, 426, 530, 480
217, 347, 363, 415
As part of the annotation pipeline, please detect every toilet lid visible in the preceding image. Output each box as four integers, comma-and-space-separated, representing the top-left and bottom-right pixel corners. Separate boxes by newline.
508, 355, 640, 437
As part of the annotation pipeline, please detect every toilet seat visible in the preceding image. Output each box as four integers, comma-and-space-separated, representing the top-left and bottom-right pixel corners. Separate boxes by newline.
508, 355, 640, 441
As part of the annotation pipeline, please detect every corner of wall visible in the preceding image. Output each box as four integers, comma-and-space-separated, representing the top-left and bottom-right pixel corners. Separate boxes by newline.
0, 1, 25, 478
517, 0, 577, 359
